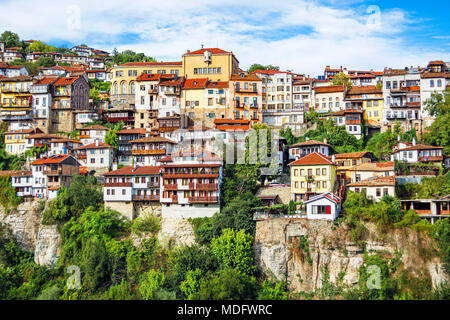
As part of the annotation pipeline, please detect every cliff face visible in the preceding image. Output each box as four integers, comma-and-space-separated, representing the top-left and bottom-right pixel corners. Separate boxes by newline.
0, 199, 61, 267
254, 219, 448, 293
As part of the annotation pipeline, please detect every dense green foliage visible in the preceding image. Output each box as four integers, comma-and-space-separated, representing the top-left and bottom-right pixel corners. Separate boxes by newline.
0, 176, 23, 209
396, 172, 450, 199
331, 72, 352, 89
247, 64, 280, 74
110, 49, 156, 66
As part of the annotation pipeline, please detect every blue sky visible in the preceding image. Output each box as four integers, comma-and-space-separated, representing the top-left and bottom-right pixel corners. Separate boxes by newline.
0, 0, 449, 75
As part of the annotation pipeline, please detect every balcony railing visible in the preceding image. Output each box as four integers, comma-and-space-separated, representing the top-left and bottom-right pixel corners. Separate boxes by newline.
132, 149, 166, 155
1, 103, 31, 108
161, 195, 178, 203
189, 196, 218, 203
133, 194, 159, 201
387, 114, 406, 119
164, 89, 180, 95
147, 181, 160, 188
163, 184, 178, 190
44, 167, 77, 176
104, 182, 132, 187
197, 183, 218, 191
235, 88, 257, 93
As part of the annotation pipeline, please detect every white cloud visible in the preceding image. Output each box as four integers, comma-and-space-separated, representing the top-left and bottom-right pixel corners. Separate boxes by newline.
0, 0, 448, 75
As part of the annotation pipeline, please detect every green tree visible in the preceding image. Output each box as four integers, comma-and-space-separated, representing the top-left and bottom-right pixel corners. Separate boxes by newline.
248, 64, 280, 73
36, 56, 56, 67
0, 31, 20, 48
179, 268, 203, 299
331, 72, 352, 89
27, 41, 56, 53
138, 269, 166, 300
210, 228, 256, 276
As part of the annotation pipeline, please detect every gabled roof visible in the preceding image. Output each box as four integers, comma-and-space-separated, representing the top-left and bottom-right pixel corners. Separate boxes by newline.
131, 136, 176, 144
53, 77, 78, 86
33, 76, 60, 86
230, 74, 262, 81
82, 124, 108, 131
117, 129, 148, 135
103, 166, 161, 176
0, 75, 32, 82
394, 144, 444, 152
206, 81, 229, 89
0, 170, 31, 177
288, 152, 334, 166
334, 152, 372, 159
184, 48, 231, 55
183, 78, 208, 89
314, 85, 345, 94
76, 142, 114, 150
251, 69, 284, 75
348, 175, 395, 187
31, 155, 72, 165
136, 73, 162, 82
119, 61, 182, 67
353, 162, 394, 171
304, 192, 341, 204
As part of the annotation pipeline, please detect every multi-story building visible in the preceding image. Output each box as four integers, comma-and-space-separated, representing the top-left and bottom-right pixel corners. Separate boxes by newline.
0, 76, 34, 131
252, 70, 294, 128
31, 76, 59, 133
182, 48, 239, 82
116, 128, 148, 166
391, 142, 444, 165
51, 76, 90, 133
313, 85, 346, 113
158, 75, 184, 118
327, 105, 364, 140
420, 60, 450, 128
75, 141, 115, 173
334, 152, 373, 182
103, 165, 161, 220
135, 73, 162, 129
344, 86, 383, 136
79, 124, 108, 145
30, 155, 80, 199
0, 64, 28, 78
382, 67, 421, 133
10, 170, 33, 197
160, 150, 223, 218
288, 139, 332, 161
348, 161, 394, 183
25, 132, 64, 153
48, 138, 82, 156
348, 176, 396, 201
289, 152, 337, 202
131, 136, 176, 166
4, 128, 42, 155
228, 74, 262, 124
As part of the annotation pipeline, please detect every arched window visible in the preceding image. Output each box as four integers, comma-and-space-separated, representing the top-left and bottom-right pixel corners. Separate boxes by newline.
130, 82, 135, 94
121, 82, 127, 94
113, 82, 118, 95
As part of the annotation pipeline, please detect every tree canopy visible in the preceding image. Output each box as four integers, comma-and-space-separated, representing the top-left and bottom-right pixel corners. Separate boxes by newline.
248, 64, 280, 74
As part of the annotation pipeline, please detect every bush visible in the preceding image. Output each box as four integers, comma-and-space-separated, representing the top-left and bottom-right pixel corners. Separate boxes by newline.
131, 214, 161, 236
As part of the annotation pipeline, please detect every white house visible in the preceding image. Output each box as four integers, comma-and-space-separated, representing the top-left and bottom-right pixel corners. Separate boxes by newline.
10, 171, 33, 197
75, 141, 115, 173
288, 139, 331, 161
304, 192, 342, 221
347, 176, 396, 202
391, 141, 444, 165
79, 124, 108, 145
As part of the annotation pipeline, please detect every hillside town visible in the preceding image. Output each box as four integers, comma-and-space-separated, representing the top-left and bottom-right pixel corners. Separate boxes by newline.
1, 37, 449, 226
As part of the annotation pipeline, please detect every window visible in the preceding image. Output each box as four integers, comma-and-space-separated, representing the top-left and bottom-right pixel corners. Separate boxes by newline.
437, 79, 442, 87
430, 80, 434, 88
322, 168, 326, 175
311, 205, 331, 214
294, 169, 298, 176
322, 181, 327, 188
383, 188, 389, 196
122, 189, 126, 195
376, 188, 381, 197
295, 182, 298, 188
316, 168, 320, 175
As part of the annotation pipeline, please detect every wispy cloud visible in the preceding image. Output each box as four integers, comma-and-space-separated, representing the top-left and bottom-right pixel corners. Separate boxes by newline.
0, 0, 448, 75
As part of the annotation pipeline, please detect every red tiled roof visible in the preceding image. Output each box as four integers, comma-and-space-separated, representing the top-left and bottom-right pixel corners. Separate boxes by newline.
335, 152, 372, 159
76, 142, 114, 150
215, 125, 250, 131
28, 133, 64, 139
117, 129, 148, 135
31, 155, 71, 165
5, 128, 42, 135
103, 166, 161, 176
119, 61, 182, 67
428, 60, 445, 66
50, 138, 82, 144
0, 170, 31, 177
183, 78, 209, 89
314, 85, 345, 93
131, 136, 176, 144
251, 69, 283, 75
348, 176, 395, 187
159, 76, 184, 86
184, 48, 230, 55
230, 74, 262, 81
206, 81, 229, 89
53, 77, 78, 86
157, 156, 173, 163
0, 75, 32, 82
83, 124, 108, 131
347, 86, 381, 95
353, 162, 394, 171
288, 152, 334, 166
395, 144, 444, 152
33, 76, 60, 85
289, 140, 331, 148
214, 119, 249, 124
136, 73, 162, 81
421, 72, 450, 79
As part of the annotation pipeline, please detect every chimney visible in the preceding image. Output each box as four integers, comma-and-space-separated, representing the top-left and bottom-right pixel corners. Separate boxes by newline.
332, 155, 336, 163
95, 139, 99, 147
397, 135, 401, 142
412, 138, 416, 146
323, 138, 327, 144
112, 162, 118, 171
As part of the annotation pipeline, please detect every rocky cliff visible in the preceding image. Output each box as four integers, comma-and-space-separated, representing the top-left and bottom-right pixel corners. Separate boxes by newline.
254, 218, 448, 293
0, 199, 61, 267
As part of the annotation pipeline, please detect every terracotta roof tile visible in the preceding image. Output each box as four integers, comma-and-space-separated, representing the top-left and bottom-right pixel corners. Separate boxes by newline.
183, 78, 208, 89
314, 85, 345, 94
335, 152, 372, 159
289, 140, 331, 148
348, 175, 395, 187
288, 152, 334, 166
31, 155, 72, 165
131, 136, 176, 144
76, 142, 114, 150
184, 48, 230, 55
103, 166, 161, 176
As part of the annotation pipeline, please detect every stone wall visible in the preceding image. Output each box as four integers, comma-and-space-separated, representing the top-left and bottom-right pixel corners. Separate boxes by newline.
158, 217, 195, 247
254, 218, 448, 293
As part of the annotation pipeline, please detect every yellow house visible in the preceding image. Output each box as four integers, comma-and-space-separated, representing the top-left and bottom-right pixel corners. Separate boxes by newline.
109, 62, 182, 109
345, 86, 383, 133
182, 48, 239, 82
289, 152, 337, 202
4, 128, 42, 155
0, 76, 33, 129
181, 78, 208, 125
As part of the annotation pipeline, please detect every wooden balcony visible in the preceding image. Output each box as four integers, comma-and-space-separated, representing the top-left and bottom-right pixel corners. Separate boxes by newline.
189, 196, 218, 203
161, 195, 178, 203
132, 149, 166, 155
133, 194, 159, 201
44, 167, 77, 176
197, 183, 218, 191
163, 184, 178, 190
104, 182, 132, 187
147, 181, 160, 188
